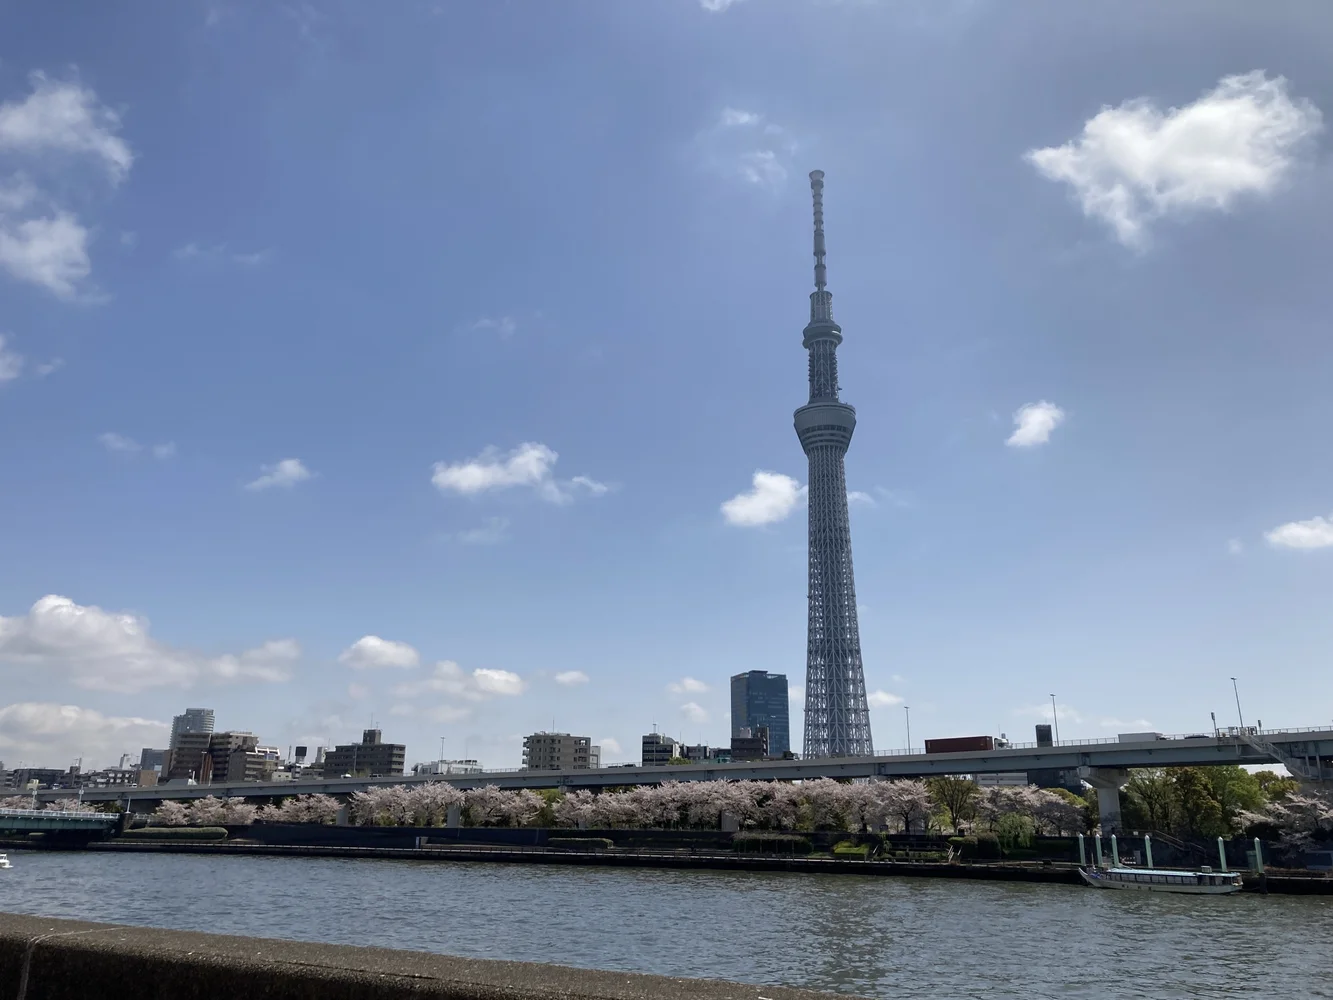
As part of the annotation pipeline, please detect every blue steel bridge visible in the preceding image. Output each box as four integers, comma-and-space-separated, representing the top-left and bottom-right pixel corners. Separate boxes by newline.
33, 726, 1332, 833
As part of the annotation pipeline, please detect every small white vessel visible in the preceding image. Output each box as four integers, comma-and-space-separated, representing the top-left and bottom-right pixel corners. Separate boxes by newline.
0, 853, 11, 870
1080, 865, 1242, 894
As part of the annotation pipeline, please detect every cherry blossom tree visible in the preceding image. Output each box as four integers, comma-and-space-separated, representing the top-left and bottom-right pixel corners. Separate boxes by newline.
150, 800, 189, 826
187, 796, 227, 826
463, 785, 511, 827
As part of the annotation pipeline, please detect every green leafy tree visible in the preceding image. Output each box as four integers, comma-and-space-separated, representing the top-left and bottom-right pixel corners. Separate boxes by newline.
1205, 766, 1265, 831
1124, 769, 1175, 832
927, 777, 980, 833
1171, 767, 1225, 839
1253, 770, 1300, 802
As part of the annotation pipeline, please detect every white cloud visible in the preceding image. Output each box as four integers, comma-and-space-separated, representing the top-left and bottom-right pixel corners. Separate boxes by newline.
98, 434, 175, 459
719, 107, 760, 127
472, 316, 517, 338
209, 638, 299, 683
0, 204, 92, 299
1227, 538, 1244, 556
598, 737, 623, 757
555, 670, 589, 686
391, 660, 527, 702
789, 685, 804, 704
454, 517, 510, 545
1027, 71, 1323, 247
347, 683, 370, 701
680, 701, 709, 724
668, 677, 709, 695
0, 334, 22, 382
0, 74, 131, 299
0, 594, 297, 693
0, 702, 167, 770
867, 690, 904, 708
0, 72, 133, 183
35, 358, 63, 377
1265, 514, 1333, 550
847, 490, 875, 506
173, 242, 274, 268
339, 635, 420, 671
245, 458, 313, 491
721, 471, 804, 526
1014, 702, 1086, 726
1005, 401, 1065, 448
431, 442, 605, 505
98, 431, 141, 453
697, 108, 797, 191
700, 0, 745, 10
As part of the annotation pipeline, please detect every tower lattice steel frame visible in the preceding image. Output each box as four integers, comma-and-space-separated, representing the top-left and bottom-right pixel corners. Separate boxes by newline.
796, 170, 874, 759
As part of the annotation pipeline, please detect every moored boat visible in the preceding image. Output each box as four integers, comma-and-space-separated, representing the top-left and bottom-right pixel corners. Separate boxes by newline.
0, 853, 11, 870
1079, 865, 1242, 894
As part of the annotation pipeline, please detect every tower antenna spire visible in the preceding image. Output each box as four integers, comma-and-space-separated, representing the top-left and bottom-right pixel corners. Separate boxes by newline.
809, 170, 833, 324
810, 169, 827, 293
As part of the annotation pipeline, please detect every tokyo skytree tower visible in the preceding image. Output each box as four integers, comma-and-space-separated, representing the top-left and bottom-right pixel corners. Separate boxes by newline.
796, 170, 874, 759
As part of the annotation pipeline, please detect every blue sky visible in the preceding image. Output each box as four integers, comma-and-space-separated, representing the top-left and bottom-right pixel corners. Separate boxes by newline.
2, 1, 1332, 771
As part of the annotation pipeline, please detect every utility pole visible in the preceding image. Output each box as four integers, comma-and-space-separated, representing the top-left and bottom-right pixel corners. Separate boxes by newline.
1231, 677, 1245, 729
1050, 694, 1060, 744
904, 705, 911, 754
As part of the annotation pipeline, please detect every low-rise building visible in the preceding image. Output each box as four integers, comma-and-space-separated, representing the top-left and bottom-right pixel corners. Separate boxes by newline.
522, 732, 599, 771
322, 729, 405, 778
730, 726, 769, 762
642, 733, 681, 767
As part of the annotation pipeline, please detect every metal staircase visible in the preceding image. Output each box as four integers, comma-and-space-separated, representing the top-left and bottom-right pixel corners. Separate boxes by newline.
1238, 731, 1326, 782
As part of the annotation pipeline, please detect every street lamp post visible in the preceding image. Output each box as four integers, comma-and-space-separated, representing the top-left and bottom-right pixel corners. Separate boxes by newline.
1050, 694, 1060, 744
1231, 677, 1245, 729
904, 706, 912, 754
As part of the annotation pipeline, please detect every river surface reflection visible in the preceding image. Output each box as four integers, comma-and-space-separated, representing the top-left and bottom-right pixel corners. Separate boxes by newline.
3, 851, 1330, 998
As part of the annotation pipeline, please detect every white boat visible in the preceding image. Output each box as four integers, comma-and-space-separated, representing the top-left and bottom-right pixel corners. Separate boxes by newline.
0, 854, 11, 870
1079, 865, 1242, 894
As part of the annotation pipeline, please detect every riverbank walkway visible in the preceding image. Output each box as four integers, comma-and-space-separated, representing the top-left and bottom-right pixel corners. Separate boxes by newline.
0, 912, 859, 1000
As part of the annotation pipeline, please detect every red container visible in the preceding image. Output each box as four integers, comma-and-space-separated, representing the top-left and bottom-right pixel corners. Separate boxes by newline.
923, 735, 994, 754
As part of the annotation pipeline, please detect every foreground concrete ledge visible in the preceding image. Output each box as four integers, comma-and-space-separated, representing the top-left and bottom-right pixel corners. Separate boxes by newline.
0, 912, 860, 1000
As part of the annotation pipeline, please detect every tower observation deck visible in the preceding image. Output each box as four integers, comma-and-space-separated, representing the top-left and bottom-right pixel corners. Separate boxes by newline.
795, 170, 874, 758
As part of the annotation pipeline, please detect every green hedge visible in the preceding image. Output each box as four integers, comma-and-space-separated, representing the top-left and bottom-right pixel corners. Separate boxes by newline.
733, 833, 813, 854
547, 837, 613, 851
1003, 848, 1040, 860
948, 834, 1001, 860
119, 827, 229, 842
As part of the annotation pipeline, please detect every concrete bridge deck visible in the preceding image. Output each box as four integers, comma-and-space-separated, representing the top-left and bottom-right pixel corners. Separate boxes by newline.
34, 728, 1333, 805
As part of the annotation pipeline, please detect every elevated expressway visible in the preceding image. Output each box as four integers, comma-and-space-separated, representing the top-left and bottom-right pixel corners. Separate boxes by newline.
41, 728, 1331, 831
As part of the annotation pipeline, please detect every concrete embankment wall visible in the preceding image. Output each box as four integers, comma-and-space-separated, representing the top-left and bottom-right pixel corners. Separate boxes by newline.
0, 912, 854, 1000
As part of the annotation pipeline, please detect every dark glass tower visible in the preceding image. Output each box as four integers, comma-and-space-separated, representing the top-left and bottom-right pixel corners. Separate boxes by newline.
730, 670, 791, 756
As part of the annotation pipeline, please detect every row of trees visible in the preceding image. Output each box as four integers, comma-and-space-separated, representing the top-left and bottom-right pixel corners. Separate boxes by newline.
1120, 766, 1300, 839
139, 778, 1088, 835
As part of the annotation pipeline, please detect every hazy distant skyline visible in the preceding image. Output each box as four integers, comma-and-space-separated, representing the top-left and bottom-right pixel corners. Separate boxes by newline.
2, 1, 1332, 770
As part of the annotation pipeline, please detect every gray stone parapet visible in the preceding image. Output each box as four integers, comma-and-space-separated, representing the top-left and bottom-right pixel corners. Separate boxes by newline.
0, 912, 861, 1000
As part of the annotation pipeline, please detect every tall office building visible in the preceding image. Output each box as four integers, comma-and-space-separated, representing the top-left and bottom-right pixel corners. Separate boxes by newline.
795, 171, 874, 758
169, 708, 215, 749
730, 671, 790, 757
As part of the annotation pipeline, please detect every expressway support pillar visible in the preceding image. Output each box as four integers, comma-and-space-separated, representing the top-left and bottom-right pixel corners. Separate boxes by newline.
1079, 767, 1128, 834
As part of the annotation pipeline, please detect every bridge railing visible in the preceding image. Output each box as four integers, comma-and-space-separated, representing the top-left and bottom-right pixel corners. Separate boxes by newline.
0, 808, 111, 820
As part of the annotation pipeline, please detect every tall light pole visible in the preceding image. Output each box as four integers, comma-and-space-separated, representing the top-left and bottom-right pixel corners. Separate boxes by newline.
438, 736, 446, 764
904, 705, 912, 754
1050, 694, 1060, 744
1231, 677, 1244, 729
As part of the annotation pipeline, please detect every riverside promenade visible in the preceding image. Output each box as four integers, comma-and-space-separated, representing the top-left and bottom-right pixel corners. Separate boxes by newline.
0, 912, 861, 1000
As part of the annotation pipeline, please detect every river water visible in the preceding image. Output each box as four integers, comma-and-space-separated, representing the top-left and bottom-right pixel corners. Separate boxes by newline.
2, 851, 1329, 998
